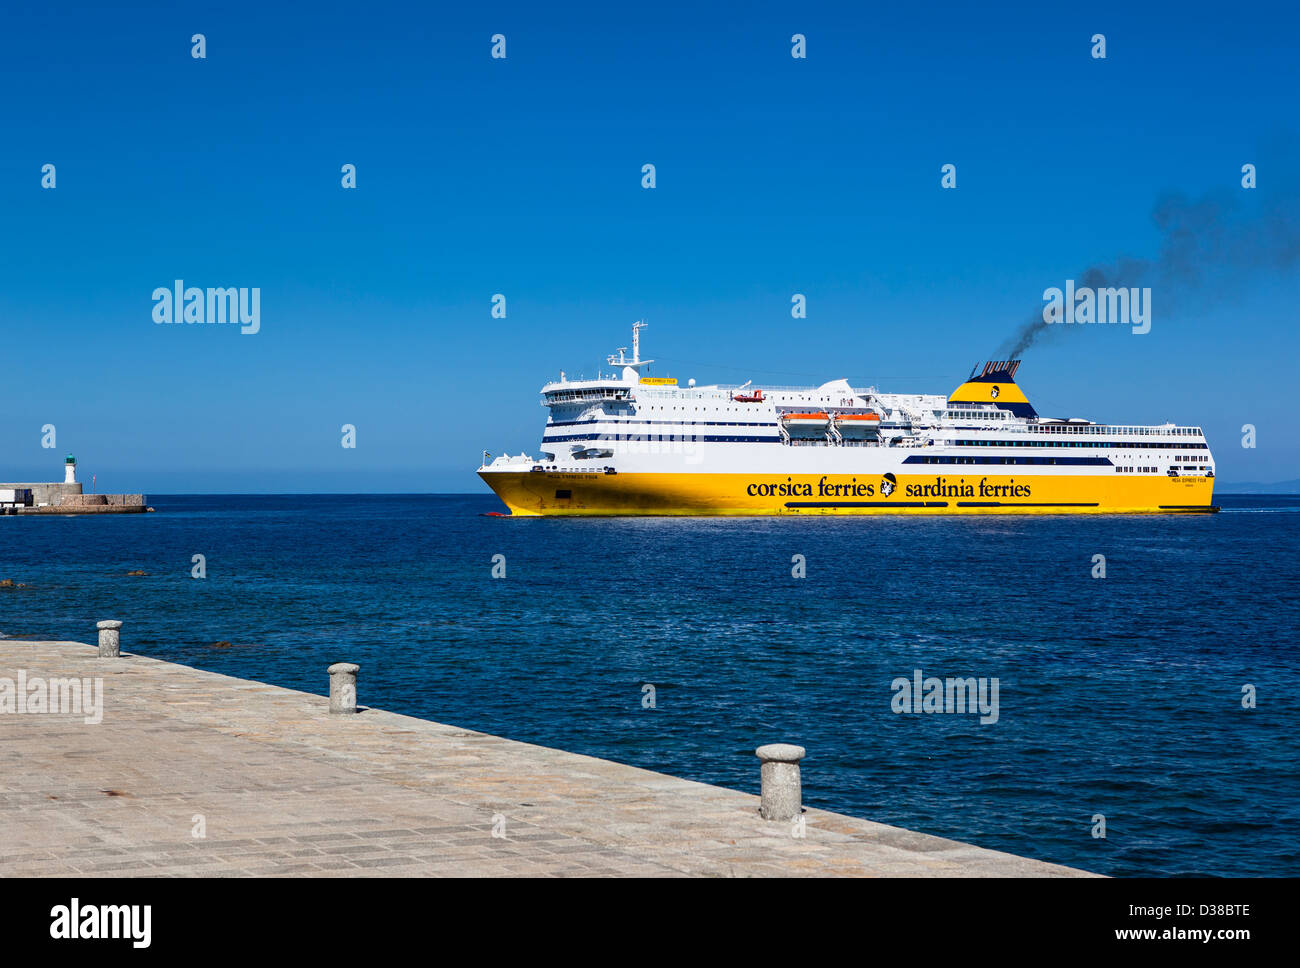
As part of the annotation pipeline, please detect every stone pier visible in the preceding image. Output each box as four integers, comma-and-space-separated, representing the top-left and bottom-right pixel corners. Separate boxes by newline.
0, 641, 1097, 878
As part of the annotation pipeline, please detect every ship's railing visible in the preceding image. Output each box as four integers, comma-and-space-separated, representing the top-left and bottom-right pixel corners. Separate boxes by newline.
712, 384, 874, 394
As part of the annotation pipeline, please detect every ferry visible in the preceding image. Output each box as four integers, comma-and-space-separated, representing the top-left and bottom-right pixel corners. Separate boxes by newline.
478, 323, 1216, 515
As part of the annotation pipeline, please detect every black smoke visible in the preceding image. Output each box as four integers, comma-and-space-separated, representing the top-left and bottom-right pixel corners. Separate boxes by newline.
1000, 179, 1300, 358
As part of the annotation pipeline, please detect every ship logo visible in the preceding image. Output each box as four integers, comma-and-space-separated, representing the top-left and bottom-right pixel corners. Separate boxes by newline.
881, 473, 897, 497
990, 385, 1001, 399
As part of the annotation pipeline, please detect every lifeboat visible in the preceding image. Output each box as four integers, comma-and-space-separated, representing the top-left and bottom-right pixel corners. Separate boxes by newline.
834, 412, 882, 438
781, 411, 830, 437
733, 389, 765, 403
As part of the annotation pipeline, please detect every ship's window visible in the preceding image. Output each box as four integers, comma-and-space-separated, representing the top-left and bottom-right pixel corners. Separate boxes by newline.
555, 489, 572, 499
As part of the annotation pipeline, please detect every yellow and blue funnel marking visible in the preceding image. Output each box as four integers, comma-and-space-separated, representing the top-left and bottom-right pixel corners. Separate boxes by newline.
948, 360, 1037, 418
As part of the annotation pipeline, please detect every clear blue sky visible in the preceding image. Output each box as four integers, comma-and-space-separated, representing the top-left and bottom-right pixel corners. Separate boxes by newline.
2, 0, 1297, 492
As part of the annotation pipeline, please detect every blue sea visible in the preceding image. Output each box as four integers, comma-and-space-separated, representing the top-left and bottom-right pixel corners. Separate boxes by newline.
3, 494, 1298, 877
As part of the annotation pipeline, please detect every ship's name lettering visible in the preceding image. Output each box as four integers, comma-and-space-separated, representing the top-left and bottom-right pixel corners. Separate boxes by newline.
746, 477, 876, 498
905, 477, 1032, 498
745, 476, 1032, 499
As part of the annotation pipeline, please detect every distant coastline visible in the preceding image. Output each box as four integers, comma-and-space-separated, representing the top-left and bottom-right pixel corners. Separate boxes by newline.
1217, 480, 1300, 494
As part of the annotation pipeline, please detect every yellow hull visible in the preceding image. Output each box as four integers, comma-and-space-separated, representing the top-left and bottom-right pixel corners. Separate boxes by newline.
480, 471, 1217, 516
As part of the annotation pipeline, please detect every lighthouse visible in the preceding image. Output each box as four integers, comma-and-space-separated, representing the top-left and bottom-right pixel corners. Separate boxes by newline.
65, 455, 77, 485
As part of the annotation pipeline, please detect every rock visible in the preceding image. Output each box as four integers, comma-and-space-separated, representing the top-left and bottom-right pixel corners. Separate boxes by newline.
125, 570, 148, 577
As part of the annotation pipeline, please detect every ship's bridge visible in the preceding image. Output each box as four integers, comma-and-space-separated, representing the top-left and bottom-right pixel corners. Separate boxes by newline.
539, 320, 658, 407
540, 379, 632, 406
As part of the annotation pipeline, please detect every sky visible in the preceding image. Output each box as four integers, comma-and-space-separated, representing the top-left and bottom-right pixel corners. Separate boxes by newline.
2, 0, 1298, 492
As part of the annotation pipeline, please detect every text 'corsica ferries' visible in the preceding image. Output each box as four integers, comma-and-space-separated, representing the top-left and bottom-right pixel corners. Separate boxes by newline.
478, 323, 1217, 516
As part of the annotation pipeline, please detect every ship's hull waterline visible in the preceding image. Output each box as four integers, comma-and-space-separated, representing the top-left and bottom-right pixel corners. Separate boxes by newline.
480, 470, 1216, 516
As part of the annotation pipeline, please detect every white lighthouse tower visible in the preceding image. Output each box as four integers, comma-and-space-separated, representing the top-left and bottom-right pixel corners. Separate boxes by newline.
64, 454, 77, 484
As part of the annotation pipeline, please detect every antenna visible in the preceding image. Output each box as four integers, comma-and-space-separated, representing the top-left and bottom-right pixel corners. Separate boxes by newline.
632, 320, 647, 363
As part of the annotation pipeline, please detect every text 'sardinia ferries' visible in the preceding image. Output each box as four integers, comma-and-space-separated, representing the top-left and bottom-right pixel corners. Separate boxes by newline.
478, 323, 1217, 516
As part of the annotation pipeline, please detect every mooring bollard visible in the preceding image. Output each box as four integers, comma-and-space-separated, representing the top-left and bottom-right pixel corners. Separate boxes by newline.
755, 743, 805, 821
96, 620, 123, 658
328, 662, 359, 714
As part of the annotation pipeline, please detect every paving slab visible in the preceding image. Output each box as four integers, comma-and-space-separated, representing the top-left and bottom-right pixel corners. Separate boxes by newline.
0, 641, 1097, 877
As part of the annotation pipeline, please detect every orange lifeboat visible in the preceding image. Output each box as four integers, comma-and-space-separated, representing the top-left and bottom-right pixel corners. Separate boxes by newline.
781, 411, 830, 436
835, 412, 882, 438
733, 389, 765, 403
